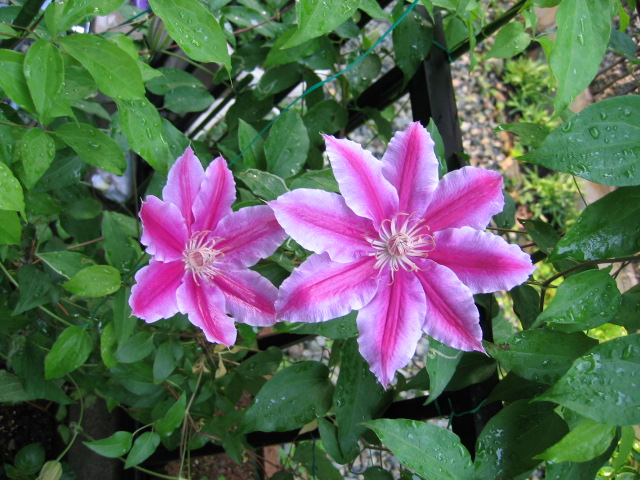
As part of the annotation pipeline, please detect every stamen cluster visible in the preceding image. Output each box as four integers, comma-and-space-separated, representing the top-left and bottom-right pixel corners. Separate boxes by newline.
182, 231, 223, 282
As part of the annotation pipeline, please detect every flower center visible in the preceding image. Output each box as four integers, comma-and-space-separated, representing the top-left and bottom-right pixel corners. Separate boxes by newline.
183, 231, 224, 282
368, 213, 436, 275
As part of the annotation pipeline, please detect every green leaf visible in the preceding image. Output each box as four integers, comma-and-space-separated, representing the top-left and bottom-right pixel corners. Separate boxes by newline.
392, 1, 433, 82
242, 361, 334, 432
113, 286, 135, 344
14, 443, 45, 475
293, 442, 342, 480
264, 30, 321, 67
474, 399, 569, 480
44, 326, 93, 379
550, 0, 611, 113
155, 393, 186, 436
149, 0, 230, 70
303, 99, 348, 146
102, 211, 140, 272
510, 284, 540, 330
13, 264, 54, 315
334, 339, 393, 462
344, 52, 380, 98
115, 331, 154, 363
237, 119, 265, 170
19, 128, 56, 189
532, 268, 621, 332
0, 209, 21, 245
84, 431, 133, 458
100, 322, 118, 369
164, 87, 214, 114
256, 65, 302, 99
37, 251, 96, 279
535, 334, 640, 426
550, 186, 640, 261
612, 285, 640, 330
275, 312, 358, 339
498, 122, 550, 149
146, 68, 205, 95
283, 0, 360, 48
45, 0, 127, 37
265, 110, 309, 178
289, 168, 339, 193
115, 98, 171, 173
0, 369, 30, 402
238, 168, 289, 200
363, 467, 393, 480
536, 417, 616, 462
366, 419, 473, 480
53, 122, 126, 174
124, 431, 161, 469
544, 431, 619, 480
0, 50, 36, 112
57, 34, 144, 100
519, 96, 640, 186
425, 339, 462, 403
487, 22, 531, 58
486, 330, 597, 385
153, 341, 177, 383
0, 160, 25, 214
63, 265, 121, 297
23, 40, 65, 123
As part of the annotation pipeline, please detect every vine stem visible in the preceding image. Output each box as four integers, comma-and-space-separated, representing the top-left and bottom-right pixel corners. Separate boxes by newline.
56, 375, 83, 462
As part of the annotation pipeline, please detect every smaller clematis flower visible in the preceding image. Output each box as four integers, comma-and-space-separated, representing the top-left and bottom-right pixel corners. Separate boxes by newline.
130, 147, 287, 345
270, 122, 535, 387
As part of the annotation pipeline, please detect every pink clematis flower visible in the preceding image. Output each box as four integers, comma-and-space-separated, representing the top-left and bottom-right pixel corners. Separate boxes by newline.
270, 122, 535, 387
130, 147, 287, 345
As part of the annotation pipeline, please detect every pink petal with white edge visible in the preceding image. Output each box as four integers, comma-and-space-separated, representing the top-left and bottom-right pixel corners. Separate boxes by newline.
140, 196, 188, 262
177, 275, 237, 345
429, 227, 535, 294
269, 189, 375, 263
324, 134, 399, 229
162, 146, 204, 230
129, 259, 184, 322
192, 157, 236, 233
414, 259, 484, 352
356, 269, 426, 388
276, 253, 379, 323
214, 205, 287, 269
422, 167, 504, 232
381, 122, 439, 215
213, 269, 279, 327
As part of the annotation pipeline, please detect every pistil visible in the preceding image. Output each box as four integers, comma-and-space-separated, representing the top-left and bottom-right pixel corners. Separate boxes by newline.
183, 231, 224, 283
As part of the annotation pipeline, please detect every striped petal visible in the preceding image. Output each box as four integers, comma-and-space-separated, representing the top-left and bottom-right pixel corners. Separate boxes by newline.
129, 259, 184, 322
139, 196, 187, 262
162, 146, 204, 230
192, 156, 236, 234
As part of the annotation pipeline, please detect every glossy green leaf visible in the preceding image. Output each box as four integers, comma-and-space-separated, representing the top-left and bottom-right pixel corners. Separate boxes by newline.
63, 265, 121, 297
0, 160, 25, 214
335, 339, 393, 462
485, 373, 547, 405
115, 332, 154, 363
293, 442, 342, 480
149, 0, 230, 69
113, 286, 135, 344
367, 419, 473, 480
392, 1, 433, 82
498, 122, 550, 149
116, 98, 171, 173
0, 369, 30, 402
363, 467, 393, 480
257, 65, 302, 99
146, 68, 205, 95
0, 209, 21, 245
303, 99, 348, 146
425, 339, 462, 403
535, 334, 640, 426
37, 251, 96, 279
242, 361, 334, 432
520, 96, 640, 186
24, 40, 64, 122
0, 50, 35, 112
61, 65, 97, 101
283, 0, 359, 48
19, 128, 56, 189
289, 168, 339, 193
344, 52, 380, 98
486, 330, 597, 384
532, 269, 621, 332
510, 284, 540, 330
53, 122, 126, 174
125, 431, 161, 468
12, 265, 55, 315
14, 443, 45, 475
153, 341, 177, 383
275, 312, 358, 339
238, 169, 288, 200
45, 0, 127, 37
551, 186, 640, 261
265, 110, 309, 178
544, 431, 619, 480
536, 417, 616, 462
237, 119, 265, 170
45, 326, 93, 379
550, 0, 611, 113
84, 431, 133, 458
155, 393, 187, 435
264, 30, 321, 67
100, 322, 118, 369
102, 211, 140, 272
57, 34, 144, 100
487, 22, 531, 58
612, 285, 640, 330
164, 87, 214, 114
474, 399, 568, 480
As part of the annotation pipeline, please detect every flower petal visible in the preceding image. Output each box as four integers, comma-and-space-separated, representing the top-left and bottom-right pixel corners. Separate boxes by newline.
213, 269, 278, 327
162, 146, 204, 230
356, 269, 426, 388
129, 259, 184, 322
381, 122, 439, 215
429, 227, 535, 294
214, 205, 287, 268
192, 156, 236, 234
270, 189, 375, 263
140, 196, 188, 262
414, 259, 484, 352
177, 275, 237, 345
276, 253, 379, 323
422, 167, 504, 231
324, 134, 398, 229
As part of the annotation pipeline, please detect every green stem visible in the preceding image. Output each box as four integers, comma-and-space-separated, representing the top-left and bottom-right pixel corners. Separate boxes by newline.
160, 49, 217, 77
0, 261, 19, 288
38, 305, 74, 327
56, 375, 84, 461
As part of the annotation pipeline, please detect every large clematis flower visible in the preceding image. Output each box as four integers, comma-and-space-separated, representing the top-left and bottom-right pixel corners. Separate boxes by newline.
270, 122, 535, 387
130, 147, 287, 345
